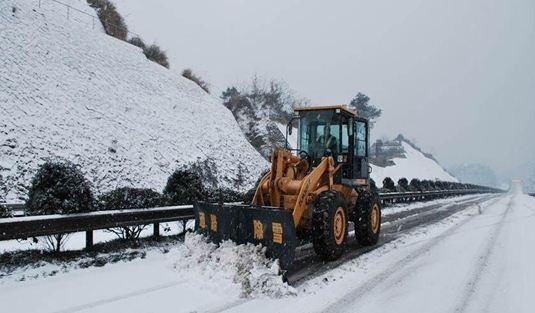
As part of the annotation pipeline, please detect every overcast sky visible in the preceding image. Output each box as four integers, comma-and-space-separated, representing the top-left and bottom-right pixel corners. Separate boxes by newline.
114, 0, 534, 177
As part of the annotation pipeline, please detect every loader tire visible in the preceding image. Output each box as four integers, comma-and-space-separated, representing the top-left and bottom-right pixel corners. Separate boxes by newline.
354, 191, 381, 246
312, 191, 348, 261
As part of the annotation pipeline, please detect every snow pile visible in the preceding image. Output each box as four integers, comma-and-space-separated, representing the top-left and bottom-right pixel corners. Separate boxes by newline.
0, 0, 267, 202
371, 141, 457, 186
175, 233, 296, 298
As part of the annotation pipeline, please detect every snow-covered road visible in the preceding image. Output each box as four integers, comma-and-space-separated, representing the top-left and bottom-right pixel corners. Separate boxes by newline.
2, 192, 534, 313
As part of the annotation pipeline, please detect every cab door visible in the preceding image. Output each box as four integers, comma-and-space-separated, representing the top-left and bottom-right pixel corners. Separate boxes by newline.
353, 118, 369, 183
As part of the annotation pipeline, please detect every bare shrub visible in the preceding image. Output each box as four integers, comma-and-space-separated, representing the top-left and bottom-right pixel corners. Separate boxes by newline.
87, 0, 128, 40
182, 69, 210, 93
144, 44, 169, 68
128, 36, 146, 50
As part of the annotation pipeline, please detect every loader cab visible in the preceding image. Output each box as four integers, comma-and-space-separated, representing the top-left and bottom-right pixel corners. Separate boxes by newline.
294, 105, 370, 186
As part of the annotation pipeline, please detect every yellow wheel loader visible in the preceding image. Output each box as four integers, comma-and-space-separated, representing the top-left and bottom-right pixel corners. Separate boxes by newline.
194, 105, 381, 268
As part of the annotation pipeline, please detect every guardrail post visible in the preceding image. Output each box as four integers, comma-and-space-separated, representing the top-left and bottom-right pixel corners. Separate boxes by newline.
85, 230, 93, 250
153, 223, 160, 238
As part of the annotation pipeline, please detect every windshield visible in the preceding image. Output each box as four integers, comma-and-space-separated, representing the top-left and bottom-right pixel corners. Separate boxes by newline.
299, 110, 346, 159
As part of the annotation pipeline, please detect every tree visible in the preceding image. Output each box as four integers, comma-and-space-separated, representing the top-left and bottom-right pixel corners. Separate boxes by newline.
349, 92, 381, 126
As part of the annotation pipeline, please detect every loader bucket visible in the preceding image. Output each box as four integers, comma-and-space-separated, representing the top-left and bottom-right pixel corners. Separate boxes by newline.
194, 202, 297, 269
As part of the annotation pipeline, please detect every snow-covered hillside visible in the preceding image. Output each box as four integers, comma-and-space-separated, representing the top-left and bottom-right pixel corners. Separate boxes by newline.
371, 141, 458, 186
0, 0, 266, 202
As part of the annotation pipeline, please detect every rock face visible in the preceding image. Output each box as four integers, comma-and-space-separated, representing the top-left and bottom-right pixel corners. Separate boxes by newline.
0, 0, 267, 202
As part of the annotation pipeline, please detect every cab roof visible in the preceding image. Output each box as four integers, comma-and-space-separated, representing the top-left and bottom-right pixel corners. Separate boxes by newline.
294, 105, 356, 116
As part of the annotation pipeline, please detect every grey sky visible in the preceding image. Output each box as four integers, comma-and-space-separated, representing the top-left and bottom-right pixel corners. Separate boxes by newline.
114, 0, 535, 176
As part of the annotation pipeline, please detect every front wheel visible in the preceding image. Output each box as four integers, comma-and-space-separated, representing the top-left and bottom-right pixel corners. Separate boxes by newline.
312, 191, 348, 260
354, 191, 381, 246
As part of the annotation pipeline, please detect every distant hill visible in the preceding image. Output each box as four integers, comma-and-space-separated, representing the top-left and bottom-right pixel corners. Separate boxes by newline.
370, 136, 458, 186
0, 0, 266, 202
448, 163, 499, 188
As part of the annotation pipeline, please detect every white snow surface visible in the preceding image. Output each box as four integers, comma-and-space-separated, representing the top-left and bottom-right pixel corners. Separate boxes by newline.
2, 191, 534, 313
371, 141, 458, 186
0, 0, 267, 202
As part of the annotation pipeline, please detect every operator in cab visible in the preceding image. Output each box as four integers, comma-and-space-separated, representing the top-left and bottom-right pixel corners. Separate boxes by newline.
317, 124, 338, 154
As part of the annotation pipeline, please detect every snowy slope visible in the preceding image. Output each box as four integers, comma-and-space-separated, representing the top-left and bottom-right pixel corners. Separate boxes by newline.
0, 0, 267, 202
371, 141, 458, 186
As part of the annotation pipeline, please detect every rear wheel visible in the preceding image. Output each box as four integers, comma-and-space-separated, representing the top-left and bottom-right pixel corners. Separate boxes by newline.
312, 191, 348, 260
354, 190, 381, 246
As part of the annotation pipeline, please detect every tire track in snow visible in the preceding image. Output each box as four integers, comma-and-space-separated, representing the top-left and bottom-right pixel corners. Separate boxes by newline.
454, 195, 514, 313
322, 196, 504, 313
48, 280, 187, 313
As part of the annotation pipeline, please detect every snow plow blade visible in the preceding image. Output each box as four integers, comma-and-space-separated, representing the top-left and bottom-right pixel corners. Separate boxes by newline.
194, 202, 297, 269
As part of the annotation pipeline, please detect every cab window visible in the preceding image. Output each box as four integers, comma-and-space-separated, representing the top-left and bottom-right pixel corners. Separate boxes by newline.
355, 121, 367, 157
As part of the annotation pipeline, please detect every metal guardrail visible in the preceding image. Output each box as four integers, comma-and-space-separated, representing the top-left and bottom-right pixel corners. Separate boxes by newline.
0, 205, 194, 249
0, 188, 498, 251
377, 188, 491, 205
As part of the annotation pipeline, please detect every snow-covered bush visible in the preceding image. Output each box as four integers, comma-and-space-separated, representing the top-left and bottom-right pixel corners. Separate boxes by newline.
397, 177, 409, 191
369, 178, 378, 191
163, 169, 206, 205
0, 203, 10, 218
204, 188, 244, 203
410, 178, 421, 191
98, 187, 164, 210
182, 69, 209, 93
87, 0, 128, 40
382, 177, 396, 192
26, 161, 94, 215
98, 187, 165, 240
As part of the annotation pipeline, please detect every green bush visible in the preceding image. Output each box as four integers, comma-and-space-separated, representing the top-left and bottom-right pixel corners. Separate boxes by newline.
398, 178, 409, 190
204, 188, 243, 203
382, 177, 396, 192
26, 161, 94, 215
98, 187, 163, 210
410, 178, 421, 191
1, 204, 10, 218
98, 187, 164, 240
369, 178, 377, 191
163, 169, 205, 205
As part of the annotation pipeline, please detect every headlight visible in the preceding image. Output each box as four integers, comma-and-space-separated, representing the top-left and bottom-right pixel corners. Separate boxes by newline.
337, 155, 344, 163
